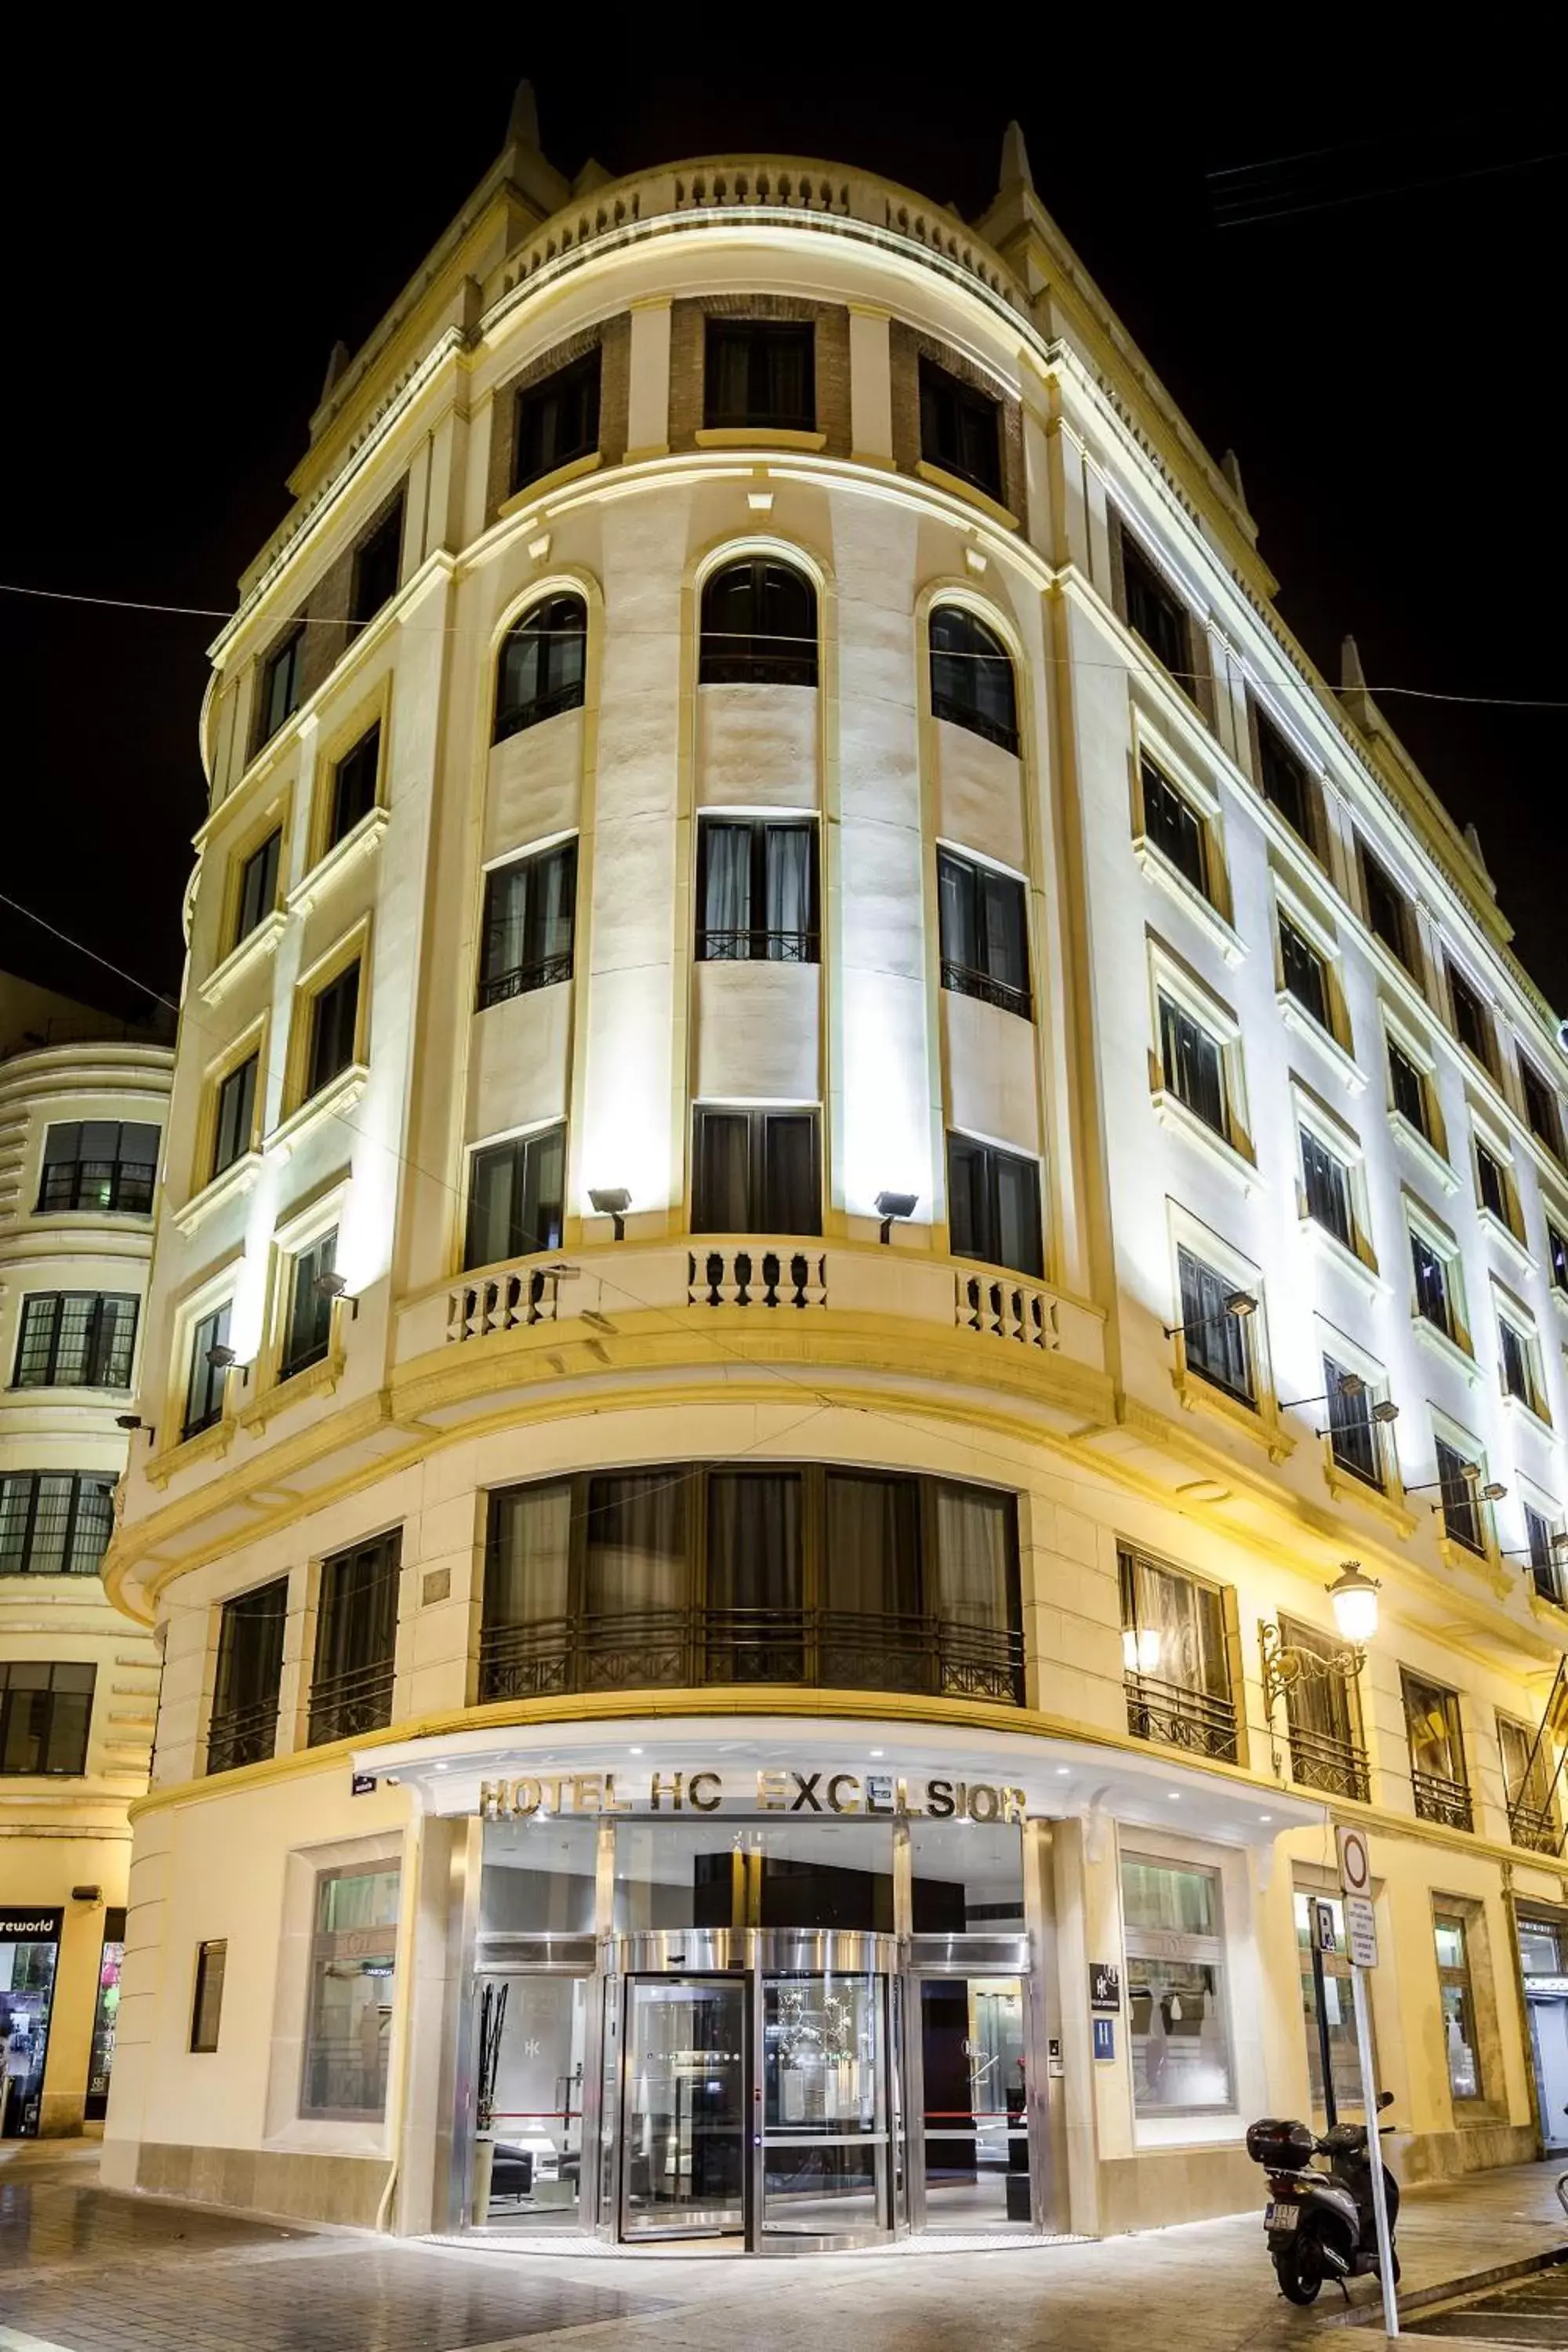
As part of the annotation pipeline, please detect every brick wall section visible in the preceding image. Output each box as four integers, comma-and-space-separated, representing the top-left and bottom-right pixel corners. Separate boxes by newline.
887, 322, 1028, 528
667, 296, 851, 456
1108, 510, 1217, 731
483, 318, 631, 527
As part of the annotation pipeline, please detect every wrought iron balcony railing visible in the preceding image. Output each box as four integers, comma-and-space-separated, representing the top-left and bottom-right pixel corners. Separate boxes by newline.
1287, 1722, 1370, 1804
205, 1697, 281, 1777
1410, 1766, 1473, 1831
930, 691, 1019, 757
940, 959, 1031, 1021
1508, 1798, 1562, 1857
1124, 1672, 1240, 1764
307, 1657, 394, 1749
697, 928, 818, 964
478, 1606, 1024, 1708
476, 949, 573, 1011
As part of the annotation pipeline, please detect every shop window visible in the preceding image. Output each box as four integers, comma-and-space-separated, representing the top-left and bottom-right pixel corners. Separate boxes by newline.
1434, 1436, 1483, 1554
1293, 1889, 1374, 2117
478, 840, 578, 1006
947, 1134, 1043, 1279
234, 828, 282, 946
704, 318, 815, 431
190, 1940, 227, 2053
280, 1229, 337, 1381
1387, 1039, 1432, 1138
697, 818, 818, 964
1254, 710, 1316, 848
1174, 1247, 1255, 1406
182, 1301, 232, 1439
1519, 1915, 1566, 1976
692, 1105, 820, 1236
0, 1472, 115, 1577
463, 1126, 567, 1271
1433, 1910, 1484, 2102
1280, 1617, 1369, 1802
12, 1292, 137, 1391
1158, 994, 1227, 1136
1447, 961, 1495, 1075
327, 723, 380, 849
307, 1532, 400, 1748
1120, 1544, 1237, 1762
258, 629, 303, 746
1403, 1670, 1472, 1831
348, 499, 401, 638
1521, 1058, 1563, 1160
212, 1051, 260, 1178
1279, 916, 1330, 1030
1119, 531, 1192, 686
84, 1907, 126, 2121
698, 559, 817, 687
207, 1578, 288, 1776
0, 1661, 94, 1776
300, 1865, 399, 2119
1359, 844, 1415, 973
1122, 1856, 1233, 2116
1500, 1715, 1559, 1854
513, 350, 601, 495
0, 1915, 60, 2136
1301, 1128, 1352, 1247
37, 1120, 159, 1215
918, 357, 1003, 502
304, 960, 361, 1098
1323, 1352, 1384, 1491
494, 594, 586, 742
938, 849, 1031, 1018
929, 606, 1018, 753
1141, 759, 1208, 896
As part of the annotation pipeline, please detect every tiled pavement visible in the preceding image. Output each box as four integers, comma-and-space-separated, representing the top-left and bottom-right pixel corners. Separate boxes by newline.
2, 2142, 1568, 2352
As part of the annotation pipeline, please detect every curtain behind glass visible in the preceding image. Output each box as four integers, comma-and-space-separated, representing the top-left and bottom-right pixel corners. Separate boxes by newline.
982, 870, 1028, 996
483, 863, 528, 982
762, 1112, 818, 1233
486, 1481, 572, 1628
707, 1473, 802, 1613
764, 826, 811, 954
314, 1537, 399, 1682
934, 1484, 1011, 1633
702, 823, 752, 946
937, 852, 975, 972
825, 1472, 920, 1618
993, 1152, 1042, 1279
695, 1112, 750, 1232
585, 1475, 686, 1617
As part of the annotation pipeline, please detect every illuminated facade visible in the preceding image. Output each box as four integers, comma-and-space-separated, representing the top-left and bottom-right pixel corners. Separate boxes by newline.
100, 96, 1568, 2244
0, 1011, 170, 2136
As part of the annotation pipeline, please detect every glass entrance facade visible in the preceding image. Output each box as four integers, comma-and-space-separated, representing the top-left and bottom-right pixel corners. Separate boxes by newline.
0, 1908, 64, 2139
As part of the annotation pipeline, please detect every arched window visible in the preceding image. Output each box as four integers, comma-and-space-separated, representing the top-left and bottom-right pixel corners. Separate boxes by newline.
494, 594, 586, 742
699, 559, 818, 688
929, 606, 1018, 754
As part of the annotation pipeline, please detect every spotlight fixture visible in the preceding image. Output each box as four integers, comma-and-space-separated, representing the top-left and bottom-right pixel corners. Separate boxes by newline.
873, 1189, 919, 1244
114, 1413, 143, 1431
1479, 1481, 1508, 1504
1406, 1462, 1481, 1493
314, 1269, 348, 1300
1163, 1290, 1256, 1341
1370, 1399, 1401, 1425
589, 1186, 631, 1240
205, 1344, 237, 1370
1281, 1371, 1367, 1410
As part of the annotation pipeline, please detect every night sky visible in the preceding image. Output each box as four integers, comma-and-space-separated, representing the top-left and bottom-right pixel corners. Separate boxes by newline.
3, 52, 1563, 1024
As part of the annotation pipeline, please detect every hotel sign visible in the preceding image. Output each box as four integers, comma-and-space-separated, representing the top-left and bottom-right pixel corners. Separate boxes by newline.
477, 1766, 1028, 1823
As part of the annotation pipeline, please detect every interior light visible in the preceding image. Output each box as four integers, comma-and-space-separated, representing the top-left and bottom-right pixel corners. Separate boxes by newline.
1167, 1792, 1181, 1802
1258, 1813, 1272, 1823
1055, 1766, 1071, 1777
1121, 1628, 1161, 1674
1327, 1561, 1381, 1645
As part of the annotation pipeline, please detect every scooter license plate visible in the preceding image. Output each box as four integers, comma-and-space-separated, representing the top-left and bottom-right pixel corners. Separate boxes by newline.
1265, 2202, 1298, 2230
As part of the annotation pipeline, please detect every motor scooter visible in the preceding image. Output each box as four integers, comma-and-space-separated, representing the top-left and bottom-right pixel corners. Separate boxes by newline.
1244, 2090, 1400, 2305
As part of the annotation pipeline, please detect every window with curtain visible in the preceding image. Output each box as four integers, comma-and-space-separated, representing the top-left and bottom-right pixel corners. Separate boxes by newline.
918, 358, 1003, 501
1158, 995, 1226, 1134
477, 840, 578, 1004
697, 818, 818, 961
932, 1483, 1015, 1638
699, 560, 818, 686
704, 319, 815, 431
583, 1475, 686, 1618
513, 350, 601, 493
183, 1301, 232, 1439
12, 1293, 137, 1390
328, 724, 379, 848
1142, 761, 1207, 895
823, 1472, 920, 1618
1280, 1615, 1368, 1800
706, 1472, 804, 1679
692, 1106, 819, 1235
938, 850, 1030, 1017
1403, 1669, 1471, 1828
212, 1053, 259, 1178
1499, 1715, 1559, 1850
928, 607, 1018, 752
0, 1472, 115, 1577
463, 1126, 567, 1269
1174, 1250, 1254, 1404
1122, 1857, 1233, 2115
207, 1577, 289, 1774
946, 1134, 1042, 1279
306, 962, 361, 1097
494, 594, 587, 741
307, 1532, 401, 1746
1279, 919, 1330, 1029
485, 1479, 573, 1630
37, 1121, 159, 1214
1120, 1545, 1234, 1735
281, 1231, 336, 1381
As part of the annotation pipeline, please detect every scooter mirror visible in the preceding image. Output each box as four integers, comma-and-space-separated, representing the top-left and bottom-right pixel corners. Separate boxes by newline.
1377, 2089, 1394, 2110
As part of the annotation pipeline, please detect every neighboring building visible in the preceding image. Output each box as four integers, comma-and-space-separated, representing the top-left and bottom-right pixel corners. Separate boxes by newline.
99, 94, 1568, 2245
0, 996, 172, 2136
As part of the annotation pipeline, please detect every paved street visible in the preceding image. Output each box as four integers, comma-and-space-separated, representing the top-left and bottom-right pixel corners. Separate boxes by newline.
2, 2143, 1567, 2352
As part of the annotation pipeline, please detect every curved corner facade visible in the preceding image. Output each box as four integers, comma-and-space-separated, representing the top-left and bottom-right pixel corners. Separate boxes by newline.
0, 1025, 171, 2136
99, 125, 1568, 2245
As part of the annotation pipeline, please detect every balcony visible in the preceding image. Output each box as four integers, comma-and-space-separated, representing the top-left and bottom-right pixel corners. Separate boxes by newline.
205, 1697, 280, 1777
1411, 1766, 1473, 1831
940, 958, 1031, 1021
698, 927, 818, 964
1287, 1722, 1370, 1804
1509, 1799, 1562, 1857
476, 949, 573, 1011
478, 1606, 1025, 1709
1123, 1673, 1240, 1764
307, 1657, 394, 1748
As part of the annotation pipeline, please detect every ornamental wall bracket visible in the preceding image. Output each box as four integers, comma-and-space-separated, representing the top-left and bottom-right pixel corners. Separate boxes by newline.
1258, 1610, 1367, 1780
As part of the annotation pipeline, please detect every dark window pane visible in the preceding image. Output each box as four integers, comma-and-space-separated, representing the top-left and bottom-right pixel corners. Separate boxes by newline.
514, 351, 601, 492
36, 1121, 158, 1214
918, 358, 1003, 502
307, 963, 361, 1096
0, 1661, 94, 1776
478, 840, 578, 1004
328, 725, 379, 847
1448, 966, 1494, 1071
213, 1054, 259, 1178
1255, 712, 1312, 840
183, 1301, 232, 1438
1435, 1439, 1482, 1552
1521, 1062, 1562, 1157
1301, 1131, 1352, 1245
1120, 534, 1189, 681
208, 1581, 287, 1774
704, 320, 815, 431
463, 1128, 567, 1269
696, 820, 817, 963
1388, 1043, 1428, 1135
1362, 851, 1410, 968
946, 1134, 1043, 1279
1158, 996, 1225, 1132
824, 1472, 920, 1617
1410, 1234, 1451, 1335
308, 1533, 400, 1745
236, 830, 281, 945
929, 607, 1018, 752
584, 1475, 685, 1617
349, 501, 401, 636
692, 1109, 820, 1236
1500, 1322, 1535, 1410
937, 849, 1030, 1017
1142, 762, 1207, 892
699, 561, 817, 687
1551, 1225, 1568, 1294
1177, 1248, 1254, 1403
0, 1472, 114, 1577
191, 1942, 227, 2052
1324, 1355, 1380, 1486
1279, 920, 1329, 1028
1476, 1145, 1508, 1225
260, 633, 303, 745
494, 595, 587, 740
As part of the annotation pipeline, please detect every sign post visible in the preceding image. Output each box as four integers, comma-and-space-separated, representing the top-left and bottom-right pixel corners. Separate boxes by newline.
1309, 1900, 1339, 2129
1338, 1829, 1396, 2336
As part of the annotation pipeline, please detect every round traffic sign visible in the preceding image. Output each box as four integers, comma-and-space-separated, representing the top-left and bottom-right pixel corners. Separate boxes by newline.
1337, 1822, 1371, 1896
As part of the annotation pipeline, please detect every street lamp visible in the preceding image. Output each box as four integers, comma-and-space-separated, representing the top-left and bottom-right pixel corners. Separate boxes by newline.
1259, 1561, 1381, 1719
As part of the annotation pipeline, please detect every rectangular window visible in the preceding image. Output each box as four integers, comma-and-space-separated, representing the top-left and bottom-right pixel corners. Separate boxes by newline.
307, 1532, 401, 1748
235, 829, 281, 946
1475, 1143, 1512, 1229
478, 840, 579, 1006
918, 356, 1003, 501
1404, 1671, 1472, 1829
327, 724, 379, 849
183, 1301, 232, 1439
1281, 1620, 1369, 1802
348, 499, 401, 637
1361, 847, 1413, 971
37, 1121, 159, 1216
1120, 532, 1191, 684
190, 1941, 227, 2053
1521, 1060, 1563, 1159
1174, 1247, 1254, 1404
1551, 1222, 1568, 1295
1410, 1231, 1454, 1338
1324, 1353, 1381, 1489
207, 1578, 288, 1775
946, 1134, 1044, 1279
1255, 711, 1313, 844
1433, 1912, 1483, 2099
212, 1052, 259, 1179
1120, 1545, 1237, 1762
937, 848, 1030, 1016
1525, 1502, 1563, 1603
1301, 1129, 1352, 1247
1500, 1317, 1544, 1417
1158, 995, 1226, 1134
1279, 918, 1330, 1029
1294, 1890, 1374, 2117
305, 960, 361, 1098
697, 820, 818, 966
463, 1126, 567, 1270
514, 350, 601, 493
692, 1106, 821, 1237
280, 1230, 337, 1381
1500, 1716, 1559, 1853
12, 1293, 137, 1390
704, 318, 815, 431
259, 631, 303, 745
0, 1472, 115, 1577
1388, 1040, 1429, 1136
0, 1661, 94, 1775
300, 1865, 399, 2118
1122, 1856, 1233, 2114
1435, 1436, 1483, 1553
1447, 964, 1494, 1073
1141, 760, 1207, 894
